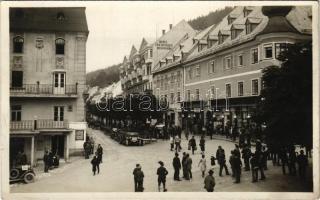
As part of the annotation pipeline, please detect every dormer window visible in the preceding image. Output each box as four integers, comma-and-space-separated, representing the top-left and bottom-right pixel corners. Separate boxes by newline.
245, 18, 261, 34
218, 30, 230, 44
13, 36, 24, 53
55, 38, 65, 55
57, 12, 65, 21
207, 35, 218, 48
243, 7, 253, 17
231, 24, 244, 40
227, 15, 236, 25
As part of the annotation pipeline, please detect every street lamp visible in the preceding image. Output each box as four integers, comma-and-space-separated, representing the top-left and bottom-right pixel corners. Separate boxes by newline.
215, 88, 219, 111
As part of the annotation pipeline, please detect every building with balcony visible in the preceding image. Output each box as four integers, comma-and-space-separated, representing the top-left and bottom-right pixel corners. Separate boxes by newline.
120, 20, 195, 96
9, 8, 89, 167
180, 6, 312, 132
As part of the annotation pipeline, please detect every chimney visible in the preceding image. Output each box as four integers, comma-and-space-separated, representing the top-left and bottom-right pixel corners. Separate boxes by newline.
169, 24, 173, 30
162, 29, 166, 35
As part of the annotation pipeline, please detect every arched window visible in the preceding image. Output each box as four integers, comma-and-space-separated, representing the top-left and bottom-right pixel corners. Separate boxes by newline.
55, 38, 65, 55
13, 36, 24, 53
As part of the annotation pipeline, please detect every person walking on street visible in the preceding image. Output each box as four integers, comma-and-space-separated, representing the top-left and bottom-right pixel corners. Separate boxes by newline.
43, 150, 50, 173
279, 147, 289, 175
157, 161, 168, 192
297, 150, 308, 180
91, 155, 99, 175
96, 144, 103, 163
255, 150, 266, 180
229, 150, 235, 178
288, 146, 297, 176
186, 154, 193, 180
172, 153, 182, 181
170, 135, 174, 151
262, 146, 268, 171
199, 136, 205, 154
182, 152, 188, 179
242, 144, 252, 171
175, 136, 181, 152
204, 169, 215, 192
250, 153, 259, 182
133, 164, 144, 192
233, 151, 242, 183
189, 136, 197, 155
198, 154, 207, 178
216, 146, 230, 176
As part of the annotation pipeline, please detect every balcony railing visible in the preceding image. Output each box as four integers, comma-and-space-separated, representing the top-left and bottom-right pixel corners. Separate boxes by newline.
10, 84, 78, 96
10, 119, 69, 131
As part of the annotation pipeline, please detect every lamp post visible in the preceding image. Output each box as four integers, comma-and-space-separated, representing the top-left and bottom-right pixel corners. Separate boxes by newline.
215, 88, 219, 111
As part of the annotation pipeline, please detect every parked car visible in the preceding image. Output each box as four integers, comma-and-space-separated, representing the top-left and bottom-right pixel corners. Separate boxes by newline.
118, 131, 143, 146
10, 165, 35, 184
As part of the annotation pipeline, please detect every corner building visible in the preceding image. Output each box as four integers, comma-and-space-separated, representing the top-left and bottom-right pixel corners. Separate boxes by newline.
9, 8, 89, 166
181, 6, 311, 132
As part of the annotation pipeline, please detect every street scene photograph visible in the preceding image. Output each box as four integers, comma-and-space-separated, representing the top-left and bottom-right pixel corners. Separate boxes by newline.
3, 1, 317, 197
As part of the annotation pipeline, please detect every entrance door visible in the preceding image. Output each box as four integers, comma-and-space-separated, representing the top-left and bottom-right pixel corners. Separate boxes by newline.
10, 138, 25, 167
53, 72, 65, 94
51, 135, 65, 157
11, 71, 23, 88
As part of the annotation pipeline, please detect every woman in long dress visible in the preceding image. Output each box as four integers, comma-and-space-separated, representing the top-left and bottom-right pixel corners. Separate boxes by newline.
198, 154, 207, 178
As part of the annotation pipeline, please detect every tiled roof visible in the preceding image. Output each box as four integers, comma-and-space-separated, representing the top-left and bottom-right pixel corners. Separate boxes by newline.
10, 7, 89, 33
231, 24, 245, 30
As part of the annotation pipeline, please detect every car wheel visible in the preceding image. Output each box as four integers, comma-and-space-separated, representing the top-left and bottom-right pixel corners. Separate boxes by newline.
10, 169, 20, 179
24, 172, 35, 183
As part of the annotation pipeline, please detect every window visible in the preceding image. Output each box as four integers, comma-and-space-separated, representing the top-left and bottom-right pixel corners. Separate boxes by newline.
55, 38, 65, 55
187, 90, 191, 101
238, 82, 244, 96
208, 61, 215, 73
13, 36, 24, 53
224, 56, 232, 70
150, 49, 153, 58
188, 68, 192, 79
11, 105, 22, 121
54, 106, 64, 121
195, 89, 200, 100
275, 43, 291, 59
11, 71, 23, 87
252, 79, 259, 95
57, 12, 65, 21
177, 71, 181, 82
170, 73, 174, 83
68, 105, 73, 112
195, 65, 200, 77
210, 85, 215, 99
243, 8, 252, 17
231, 29, 242, 40
170, 93, 174, 104
228, 16, 235, 25
75, 130, 84, 140
251, 48, 258, 64
177, 92, 181, 102
263, 44, 273, 59
238, 55, 243, 66
226, 84, 231, 98
164, 75, 168, 90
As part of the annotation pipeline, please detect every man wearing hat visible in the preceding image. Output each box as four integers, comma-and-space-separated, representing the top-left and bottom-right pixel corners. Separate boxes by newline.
157, 161, 168, 192
133, 164, 144, 192
204, 169, 215, 192
172, 153, 182, 181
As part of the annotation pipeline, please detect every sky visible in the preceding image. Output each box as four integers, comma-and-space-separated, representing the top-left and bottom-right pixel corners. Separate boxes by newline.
85, 1, 226, 72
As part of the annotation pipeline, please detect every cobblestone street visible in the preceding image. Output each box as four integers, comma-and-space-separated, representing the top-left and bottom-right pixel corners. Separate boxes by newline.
10, 128, 313, 193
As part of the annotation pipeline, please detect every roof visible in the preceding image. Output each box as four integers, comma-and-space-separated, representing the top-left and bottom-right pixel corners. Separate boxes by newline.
10, 7, 89, 34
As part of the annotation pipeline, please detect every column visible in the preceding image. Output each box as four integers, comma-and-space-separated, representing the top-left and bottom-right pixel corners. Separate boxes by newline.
65, 134, 69, 162
31, 136, 35, 167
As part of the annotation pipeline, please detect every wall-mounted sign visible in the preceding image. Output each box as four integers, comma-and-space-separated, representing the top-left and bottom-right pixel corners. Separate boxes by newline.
156, 40, 173, 50
75, 130, 84, 140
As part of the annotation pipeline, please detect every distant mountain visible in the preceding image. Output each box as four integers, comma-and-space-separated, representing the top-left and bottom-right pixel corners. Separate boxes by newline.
188, 7, 233, 30
86, 63, 121, 88
87, 7, 233, 88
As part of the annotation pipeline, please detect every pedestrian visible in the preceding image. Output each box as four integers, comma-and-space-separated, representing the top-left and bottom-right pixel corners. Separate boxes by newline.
91, 155, 99, 175
232, 126, 237, 141
210, 155, 216, 166
182, 152, 188, 179
288, 146, 297, 176
175, 135, 181, 152
262, 146, 268, 171
172, 153, 182, 181
157, 161, 168, 192
234, 144, 241, 158
133, 164, 144, 192
43, 150, 49, 173
204, 169, 215, 192
255, 150, 266, 180
198, 154, 207, 178
189, 136, 197, 155
170, 135, 174, 151
186, 153, 193, 180
199, 136, 205, 154
233, 151, 242, 183
250, 153, 259, 182
96, 144, 103, 163
229, 150, 235, 178
296, 150, 308, 180
279, 147, 289, 175
48, 150, 54, 169
216, 146, 230, 176
241, 144, 252, 171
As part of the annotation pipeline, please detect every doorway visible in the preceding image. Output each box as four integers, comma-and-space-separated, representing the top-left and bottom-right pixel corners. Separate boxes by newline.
53, 72, 65, 94
51, 135, 65, 157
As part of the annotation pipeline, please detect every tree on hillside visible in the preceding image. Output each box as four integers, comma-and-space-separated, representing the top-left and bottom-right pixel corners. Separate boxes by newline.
254, 42, 312, 150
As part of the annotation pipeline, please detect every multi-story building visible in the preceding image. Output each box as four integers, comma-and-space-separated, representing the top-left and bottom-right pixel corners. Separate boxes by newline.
9, 8, 89, 166
180, 6, 312, 130
120, 20, 195, 95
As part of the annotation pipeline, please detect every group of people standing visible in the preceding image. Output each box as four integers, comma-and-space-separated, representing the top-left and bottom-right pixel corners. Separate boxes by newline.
90, 144, 103, 175
43, 150, 60, 173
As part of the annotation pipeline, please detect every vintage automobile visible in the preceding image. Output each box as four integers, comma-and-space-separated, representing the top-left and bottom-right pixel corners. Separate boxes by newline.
117, 131, 143, 146
10, 165, 35, 184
